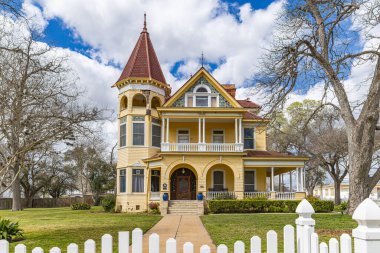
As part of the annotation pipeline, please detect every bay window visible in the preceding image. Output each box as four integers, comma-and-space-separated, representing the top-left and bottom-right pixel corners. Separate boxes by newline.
132, 169, 144, 192
119, 117, 127, 147
119, 169, 126, 193
133, 116, 145, 146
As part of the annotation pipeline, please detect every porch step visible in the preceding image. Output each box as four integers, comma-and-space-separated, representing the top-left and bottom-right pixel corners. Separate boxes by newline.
167, 200, 200, 215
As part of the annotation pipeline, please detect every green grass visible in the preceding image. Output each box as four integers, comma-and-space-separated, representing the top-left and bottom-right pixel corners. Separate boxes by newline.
1, 207, 161, 253
201, 213, 356, 252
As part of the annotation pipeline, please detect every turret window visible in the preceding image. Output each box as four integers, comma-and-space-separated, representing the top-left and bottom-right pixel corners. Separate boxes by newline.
133, 116, 145, 146
119, 117, 127, 147
152, 122, 161, 147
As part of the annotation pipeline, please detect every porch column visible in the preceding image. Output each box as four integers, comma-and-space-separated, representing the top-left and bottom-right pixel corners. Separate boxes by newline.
271, 167, 275, 192
202, 118, 206, 143
289, 171, 293, 192
166, 118, 170, 143
198, 118, 201, 143
234, 118, 238, 143
238, 118, 242, 143
161, 117, 165, 143
300, 167, 304, 192
296, 168, 300, 192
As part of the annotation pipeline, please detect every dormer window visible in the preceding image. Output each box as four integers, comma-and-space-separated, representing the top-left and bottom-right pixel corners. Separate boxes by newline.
185, 84, 219, 107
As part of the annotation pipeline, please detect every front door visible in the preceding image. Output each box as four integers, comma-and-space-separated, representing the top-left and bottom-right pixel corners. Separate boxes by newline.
176, 176, 191, 200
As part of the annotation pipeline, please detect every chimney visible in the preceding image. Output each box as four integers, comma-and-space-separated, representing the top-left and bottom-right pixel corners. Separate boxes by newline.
223, 84, 236, 98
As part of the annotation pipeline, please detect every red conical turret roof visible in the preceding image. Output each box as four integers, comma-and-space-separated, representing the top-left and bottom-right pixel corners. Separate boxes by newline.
116, 14, 166, 84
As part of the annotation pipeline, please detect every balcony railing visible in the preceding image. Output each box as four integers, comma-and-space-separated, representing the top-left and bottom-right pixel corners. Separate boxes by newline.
161, 143, 243, 152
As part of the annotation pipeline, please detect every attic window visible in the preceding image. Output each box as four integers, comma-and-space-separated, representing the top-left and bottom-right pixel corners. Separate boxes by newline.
196, 87, 208, 93
185, 84, 219, 107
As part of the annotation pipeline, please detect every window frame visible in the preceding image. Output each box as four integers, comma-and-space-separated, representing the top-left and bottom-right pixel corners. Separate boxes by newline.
212, 129, 225, 144
177, 129, 190, 143
244, 169, 256, 192
151, 122, 161, 148
150, 170, 160, 192
132, 169, 145, 193
119, 117, 127, 148
184, 84, 219, 108
243, 127, 256, 150
132, 117, 145, 146
212, 170, 225, 190
119, 169, 127, 193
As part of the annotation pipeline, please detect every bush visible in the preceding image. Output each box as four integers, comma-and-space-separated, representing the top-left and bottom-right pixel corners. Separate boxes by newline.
71, 202, 91, 210
101, 195, 116, 212
0, 218, 24, 242
244, 196, 268, 201
208, 199, 334, 214
148, 202, 160, 214
335, 202, 348, 214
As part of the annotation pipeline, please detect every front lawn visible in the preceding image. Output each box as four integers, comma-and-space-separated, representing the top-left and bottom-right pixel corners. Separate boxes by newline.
1, 206, 161, 253
201, 213, 356, 251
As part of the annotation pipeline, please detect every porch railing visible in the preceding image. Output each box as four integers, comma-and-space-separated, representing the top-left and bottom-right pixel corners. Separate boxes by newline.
161, 143, 243, 152
244, 192, 271, 199
150, 192, 160, 200
206, 191, 236, 200
275, 192, 295, 200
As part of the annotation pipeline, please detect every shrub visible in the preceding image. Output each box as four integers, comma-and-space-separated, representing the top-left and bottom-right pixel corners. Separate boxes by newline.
335, 202, 348, 214
148, 202, 160, 214
306, 195, 320, 201
101, 195, 116, 212
208, 199, 334, 214
244, 196, 268, 201
0, 218, 24, 242
71, 202, 91, 210
213, 193, 237, 200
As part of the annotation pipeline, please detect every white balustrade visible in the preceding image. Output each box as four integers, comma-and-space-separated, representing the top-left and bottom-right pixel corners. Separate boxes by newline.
206, 191, 236, 200
275, 192, 295, 200
161, 143, 243, 152
244, 192, 271, 199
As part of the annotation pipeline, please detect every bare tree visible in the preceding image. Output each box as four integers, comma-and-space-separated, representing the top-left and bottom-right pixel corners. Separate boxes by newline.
254, 0, 380, 213
0, 18, 105, 210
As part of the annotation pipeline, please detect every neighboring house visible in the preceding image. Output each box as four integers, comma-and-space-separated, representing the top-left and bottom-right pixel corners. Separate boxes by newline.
314, 183, 380, 201
113, 18, 309, 212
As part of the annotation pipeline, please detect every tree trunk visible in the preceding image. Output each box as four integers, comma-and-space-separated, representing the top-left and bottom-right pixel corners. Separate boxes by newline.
334, 180, 341, 205
11, 169, 22, 211
307, 187, 314, 197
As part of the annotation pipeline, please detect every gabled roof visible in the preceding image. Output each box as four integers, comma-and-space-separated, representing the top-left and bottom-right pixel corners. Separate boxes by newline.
116, 16, 166, 85
237, 99, 261, 108
164, 67, 242, 108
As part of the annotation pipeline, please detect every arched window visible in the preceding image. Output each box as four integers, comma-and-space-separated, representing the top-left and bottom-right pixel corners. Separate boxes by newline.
195, 87, 208, 93
151, 97, 161, 110
132, 94, 147, 107
186, 84, 218, 107
120, 96, 128, 111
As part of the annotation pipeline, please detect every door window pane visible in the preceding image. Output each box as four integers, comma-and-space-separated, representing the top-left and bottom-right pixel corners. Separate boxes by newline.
213, 171, 224, 191
151, 170, 160, 192
244, 170, 256, 192
133, 122, 145, 145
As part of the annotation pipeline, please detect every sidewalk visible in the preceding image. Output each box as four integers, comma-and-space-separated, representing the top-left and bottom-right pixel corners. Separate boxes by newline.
140, 215, 216, 253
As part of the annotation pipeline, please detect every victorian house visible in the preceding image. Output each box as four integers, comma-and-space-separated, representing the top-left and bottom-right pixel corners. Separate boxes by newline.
113, 18, 308, 213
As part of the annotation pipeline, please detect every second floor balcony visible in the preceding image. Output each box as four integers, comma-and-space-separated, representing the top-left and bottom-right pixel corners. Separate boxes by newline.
161, 142, 244, 152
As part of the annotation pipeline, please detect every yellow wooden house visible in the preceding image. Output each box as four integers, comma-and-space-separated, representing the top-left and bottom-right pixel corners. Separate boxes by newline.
113, 18, 308, 213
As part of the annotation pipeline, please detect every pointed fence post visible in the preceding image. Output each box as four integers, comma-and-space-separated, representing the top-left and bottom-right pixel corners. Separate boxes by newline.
0, 240, 9, 253
267, 230, 277, 253
284, 225, 295, 253
119, 232, 129, 253
15, 244, 27, 253
250, 236, 261, 253
102, 234, 112, 253
217, 244, 228, 253
149, 233, 159, 253
132, 228, 143, 253
84, 239, 96, 253
340, 234, 352, 253
183, 242, 193, 253
67, 243, 78, 253
295, 199, 315, 253
234, 241, 245, 253
352, 198, 380, 253
32, 247, 44, 253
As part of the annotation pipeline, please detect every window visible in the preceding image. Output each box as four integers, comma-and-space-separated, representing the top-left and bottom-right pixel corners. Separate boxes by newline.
187, 96, 193, 107
119, 117, 127, 147
212, 130, 224, 143
132, 169, 144, 192
151, 170, 160, 192
196, 87, 208, 92
213, 171, 224, 191
152, 123, 161, 147
119, 169, 126, 193
133, 116, 145, 146
211, 97, 217, 107
244, 128, 255, 149
196, 96, 208, 107
244, 170, 256, 192
177, 129, 190, 143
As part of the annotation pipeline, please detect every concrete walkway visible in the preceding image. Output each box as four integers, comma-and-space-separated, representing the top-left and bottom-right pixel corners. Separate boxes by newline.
140, 215, 216, 253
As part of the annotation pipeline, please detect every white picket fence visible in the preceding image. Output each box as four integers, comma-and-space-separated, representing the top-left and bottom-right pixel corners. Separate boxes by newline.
1, 198, 380, 253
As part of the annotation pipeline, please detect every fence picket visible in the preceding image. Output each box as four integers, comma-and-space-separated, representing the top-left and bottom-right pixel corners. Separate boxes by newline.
340, 234, 351, 253
311, 233, 319, 253
32, 248, 44, 253
200, 245, 210, 253
119, 232, 129, 253
49, 247, 61, 253
267, 230, 278, 253
303, 225, 312, 253
234, 241, 245, 253
0, 240, 9, 253
284, 225, 294, 253
149, 233, 159, 253
329, 238, 339, 253
132, 228, 143, 253
250, 236, 261, 253
84, 239, 96, 253
102, 234, 112, 253
319, 243, 328, 253
15, 244, 27, 253
183, 242, 193, 253
166, 238, 176, 253
217, 244, 228, 253
67, 243, 78, 253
